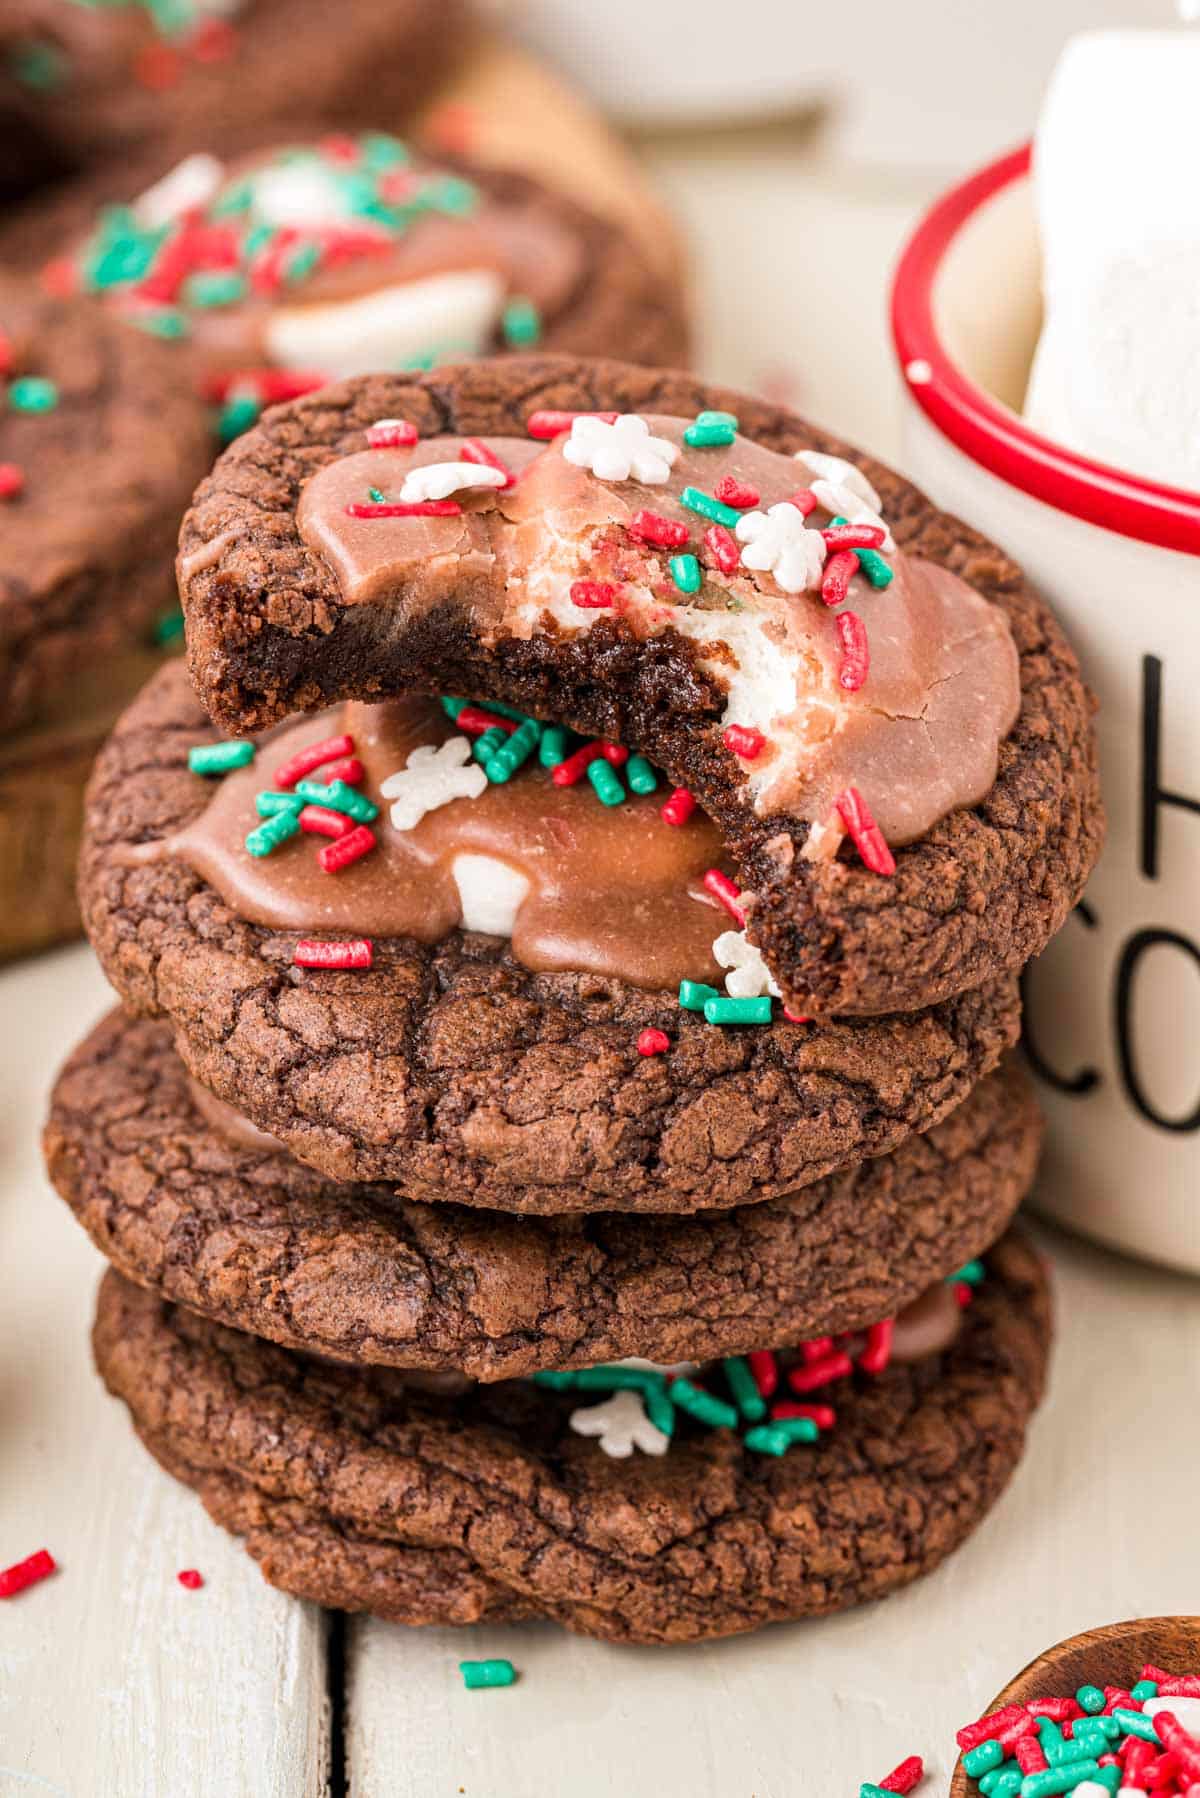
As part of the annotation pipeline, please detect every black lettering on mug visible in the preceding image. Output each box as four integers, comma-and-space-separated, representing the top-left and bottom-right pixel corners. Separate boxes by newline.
1141, 654, 1200, 880
1115, 927, 1200, 1133
1021, 900, 1101, 1096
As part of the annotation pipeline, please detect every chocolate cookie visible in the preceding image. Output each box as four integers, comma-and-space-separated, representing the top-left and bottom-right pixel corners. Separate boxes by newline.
176, 358, 1101, 1018
0, 274, 211, 734
78, 660, 1023, 1212
93, 1229, 1052, 1644
4, 134, 689, 405
47, 1008, 1042, 1377
0, 0, 463, 190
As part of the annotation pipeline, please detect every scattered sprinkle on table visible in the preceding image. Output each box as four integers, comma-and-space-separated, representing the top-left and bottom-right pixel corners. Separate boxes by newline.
459, 1659, 516, 1690
0, 1548, 57, 1598
176, 1569, 204, 1590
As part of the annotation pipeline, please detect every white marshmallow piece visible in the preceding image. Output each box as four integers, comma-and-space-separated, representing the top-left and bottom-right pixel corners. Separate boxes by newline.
451, 854, 530, 937
264, 269, 505, 380
562, 413, 680, 484
399, 460, 507, 504
380, 737, 486, 831
735, 502, 826, 593
713, 929, 781, 999
796, 448, 882, 514
1025, 30, 1200, 489
569, 1390, 669, 1458
133, 153, 225, 228
1144, 1695, 1200, 1736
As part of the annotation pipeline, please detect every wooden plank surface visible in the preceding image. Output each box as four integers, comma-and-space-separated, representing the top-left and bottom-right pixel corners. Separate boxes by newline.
0, 949, 330, 1798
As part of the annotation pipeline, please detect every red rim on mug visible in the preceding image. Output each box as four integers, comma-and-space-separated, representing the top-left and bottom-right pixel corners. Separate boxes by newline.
890, 142, 1200, 558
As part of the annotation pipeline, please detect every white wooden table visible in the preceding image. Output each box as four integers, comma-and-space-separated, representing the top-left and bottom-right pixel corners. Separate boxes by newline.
3, 117, 1199, 1798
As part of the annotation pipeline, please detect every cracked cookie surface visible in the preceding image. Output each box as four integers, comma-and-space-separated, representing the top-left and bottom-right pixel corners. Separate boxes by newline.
93, 1230, 1052, 1645
176, 357, 1103, 1017
80, 661, 1024, 1212
48, 1010, 1041, 1376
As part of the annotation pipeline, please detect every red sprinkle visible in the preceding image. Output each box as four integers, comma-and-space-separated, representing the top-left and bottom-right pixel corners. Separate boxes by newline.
0, 1549, 56, 1599
783, 1006, 812, 1024
858, 1318, 894, 1375
318, 825, 376, 873
836, 610, 870, 692
722, 723, 766, 760
1014, 1737, 1048, 1776
177, 1569, 205, 1590
702, 522, 741, 575
788, 487, 819, 517
317, 755, 365, 787
299, 805, 354, 839
801, 1335, 834, 1362
274, 733, 355, 790
0, 329, 11, 376
878, 1757, 924, 1795
134, 43, 181, 88
189, 17, 235, 59
526, 409, 618, 440
366, 418, 419, 450
40, 257, 78, 298
748, 1349, 779, 1399
570, 579, 620, 609
702, 868, 746, 927
953, 1282, 973, 1308
293, 938, 373, 970
201, 367, 325, 403
461, 437, 516, 488
628, 508, 690, 549
1154, 1714, 1200, 1780
834, 786, 896, 877
820, 547, 860, 607
822, 523, 887, 551
456, 706, 519, 738
1157, 1677, 1200, 1698
0, 463, 24, 500
787, 1351, 854, 1394
552, 742, 606, 787
660, 787, 696, 827
771, 1401, 836, 1428
345, 500, 461, 518
636, 1027, 670, 1057
600, 742, 629, 767
957, 1706, 1032, 1752
713, 475, 759, 509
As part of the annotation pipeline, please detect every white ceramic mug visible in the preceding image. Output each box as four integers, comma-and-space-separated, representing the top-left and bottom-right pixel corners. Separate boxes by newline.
890, 146, 1200, 1275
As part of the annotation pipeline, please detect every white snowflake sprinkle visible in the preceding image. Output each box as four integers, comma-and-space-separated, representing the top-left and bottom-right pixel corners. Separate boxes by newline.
569, 1390, 670, 1459
713, 929, 782, 999
734, 503, 827, 593
133, 153, 224, 228
562, 413, 680, 485
399, 461, 508, 504
808, 478, 896, 552
796, 449, 883, 514
380, 737, 487, 831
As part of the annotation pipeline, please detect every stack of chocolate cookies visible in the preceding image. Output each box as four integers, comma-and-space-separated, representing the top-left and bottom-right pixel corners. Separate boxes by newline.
46, 357, 1103, 1645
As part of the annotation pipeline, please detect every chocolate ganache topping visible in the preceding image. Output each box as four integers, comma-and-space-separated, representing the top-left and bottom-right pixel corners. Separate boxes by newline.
173, 696, 732, 993
296, 416, 1021, 846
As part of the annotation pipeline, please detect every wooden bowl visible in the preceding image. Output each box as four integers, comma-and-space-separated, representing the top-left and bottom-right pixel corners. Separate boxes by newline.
949, 1617, 1200, 1795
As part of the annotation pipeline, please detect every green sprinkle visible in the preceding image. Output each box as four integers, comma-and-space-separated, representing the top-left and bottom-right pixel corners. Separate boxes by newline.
502, 297, 541, 348
860, 1787, 890, 1798
626, 754, 658, 795
9, 38, 66, 91
241, 222, 276, 260
696, 410, 738, 429
472, 725, 507, 766
721, 1357, 765, 1422
683, 422, 736, 448
742, 1425, 790, 1457
486, 717, 542, 783
254, 790, 304, 818
977, 1772, 1022, 1798
668, 1377, 738, 1431
284, 240, 321, 285
669, 553, 701, 595
474, 697, 535, 725
152, 607, 185, 646
854, 546, 893, 588
678, 979, 719, 1011
8, 376, 58, 414
587, 758, 626, 807
245, 810, 300, 857
1017, 1762, 1101, 1798
679, 485, 741, 529
188, 739, 255, 776
643, 1384, 675, 1437
441, 697, 467, 720
1111, 1709, 1159, 1744
361, 132, 410, 170
703, 995, 773, 1026
217, 391, 261, 444
367, 487, 386, 504
184, 269, 248, 309
538, 725, 569, 767
572, 1365, 666, 1395
210, 178, 254, 217
459, 1659, 515, 1690
293, 778, 378, 822
129, 307, 189, 341
530, 1370, 577, 1391
420, 174, 478, 217
1038, 1720, 1067, 1764
948, 1259, 986, 1287
1128, 1680, 1158, 1704
963, 1740, 1005, 1777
